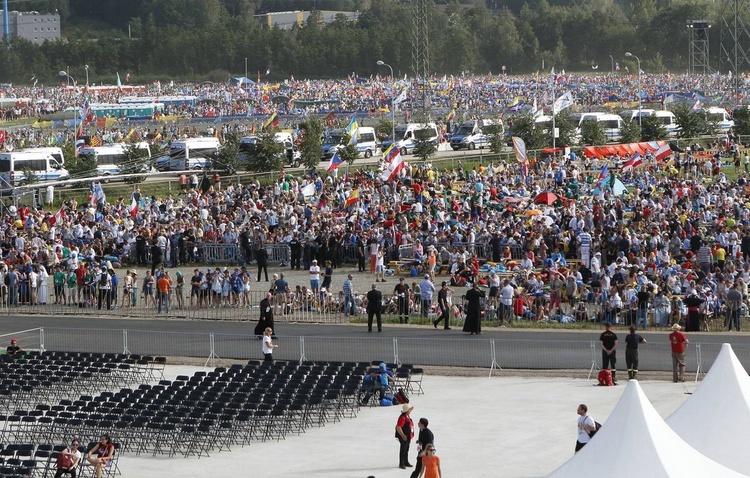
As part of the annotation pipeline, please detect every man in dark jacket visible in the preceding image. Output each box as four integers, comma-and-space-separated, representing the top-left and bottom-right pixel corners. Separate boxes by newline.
256, 245, 269, 282
366, 283, 383, 332
410, 417, 434, 478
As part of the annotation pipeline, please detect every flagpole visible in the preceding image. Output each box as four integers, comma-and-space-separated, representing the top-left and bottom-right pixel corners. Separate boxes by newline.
551, 73, 556, 151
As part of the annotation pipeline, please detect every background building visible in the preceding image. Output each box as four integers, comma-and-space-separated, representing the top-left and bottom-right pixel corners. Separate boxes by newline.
254, 10, 359, 30
1, 10, 61, 44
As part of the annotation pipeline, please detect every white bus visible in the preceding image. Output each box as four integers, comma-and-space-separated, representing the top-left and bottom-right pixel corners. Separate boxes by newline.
168, 137, 221, 170
0, 150, 70, 191
79, 142, 152, 178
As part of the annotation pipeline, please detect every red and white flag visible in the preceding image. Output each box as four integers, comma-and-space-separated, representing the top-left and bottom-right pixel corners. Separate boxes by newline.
381, 146, 405, 182
621, 153, 642, 171
129, 198, 139, 218
50, 206, 65, 226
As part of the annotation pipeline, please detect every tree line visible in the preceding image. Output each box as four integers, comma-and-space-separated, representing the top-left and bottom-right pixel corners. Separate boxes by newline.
0, 0, 733, 84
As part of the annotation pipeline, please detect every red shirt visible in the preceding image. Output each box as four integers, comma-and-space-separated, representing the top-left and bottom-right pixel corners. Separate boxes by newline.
669, 331, 688, 354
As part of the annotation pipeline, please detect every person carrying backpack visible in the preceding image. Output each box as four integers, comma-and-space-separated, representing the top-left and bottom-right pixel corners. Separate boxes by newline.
575, 404, 597, 452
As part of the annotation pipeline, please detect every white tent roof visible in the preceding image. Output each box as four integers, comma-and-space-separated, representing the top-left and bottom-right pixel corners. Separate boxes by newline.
547, 380, 748, 478
667, 343, 750, 475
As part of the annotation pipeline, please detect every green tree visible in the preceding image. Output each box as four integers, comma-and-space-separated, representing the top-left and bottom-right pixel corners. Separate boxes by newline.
483, 123, 506, 154
619, 118, 642, 144
375, 118, 394, 142
299, 115, 324, 169
337, 133, 359, 166
117, 142, 151, 184
507, 113, 546, 150
733, 107, 750, 136
552, 113, 577, 149
640, 115, 668, 141
673, 103, 707, 139
244, 132, 284, 172
66, 151, 98, 177
216, 131, 241, 174
579, 120, 606, 146
412, 128, 437, 163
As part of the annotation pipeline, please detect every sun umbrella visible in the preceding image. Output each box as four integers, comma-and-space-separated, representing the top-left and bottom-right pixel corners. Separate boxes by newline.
537, 215, 555, 226
525, 209, 542, 216
533, 192, 560, 205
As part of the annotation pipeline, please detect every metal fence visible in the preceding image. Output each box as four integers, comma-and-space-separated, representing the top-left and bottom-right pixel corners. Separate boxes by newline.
127, 242, 292, 266
9, 327, 735, 378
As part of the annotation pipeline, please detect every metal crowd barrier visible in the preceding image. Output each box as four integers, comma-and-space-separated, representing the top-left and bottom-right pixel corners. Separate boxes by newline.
398, 242, 497, 261
125, 242, 291, 266
8, 326, 735, 377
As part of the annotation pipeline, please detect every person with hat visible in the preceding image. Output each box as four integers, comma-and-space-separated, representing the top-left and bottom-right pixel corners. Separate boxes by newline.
599, 322, 618, 384
6, 338, 22, 358
395, 404, 415, 469
669, 323, 689, 382
433, 281, 451, 330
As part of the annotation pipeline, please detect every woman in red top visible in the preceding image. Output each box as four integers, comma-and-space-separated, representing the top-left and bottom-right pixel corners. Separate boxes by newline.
87, 435, 115, 478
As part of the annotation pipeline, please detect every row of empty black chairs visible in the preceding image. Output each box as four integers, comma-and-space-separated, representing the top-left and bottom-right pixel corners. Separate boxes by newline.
0, 352, 166, 414
2, 361, 370, 458
0, 441, 120, 478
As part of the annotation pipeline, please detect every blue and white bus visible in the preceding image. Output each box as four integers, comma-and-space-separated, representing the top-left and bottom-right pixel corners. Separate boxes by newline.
0, 150, 70, 191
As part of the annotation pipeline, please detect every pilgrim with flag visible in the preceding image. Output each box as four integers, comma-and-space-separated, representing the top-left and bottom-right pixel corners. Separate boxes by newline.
621, 153, 642, 172
263, 112, 279, 131
381, 145, 405, 182
345, 188, 360, 206
345, 116, 358, 145
327, 151, 343, 172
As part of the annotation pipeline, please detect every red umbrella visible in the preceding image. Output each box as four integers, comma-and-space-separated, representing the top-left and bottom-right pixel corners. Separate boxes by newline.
533, 192, 560, 205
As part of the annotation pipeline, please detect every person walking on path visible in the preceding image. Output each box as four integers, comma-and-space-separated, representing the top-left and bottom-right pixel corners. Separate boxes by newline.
366, 284, 383, 333
410, 417, 435, 478
669, 323, 689, 382
256, 245, 269, 282
599, 322, 618, 384
261, 327, 277, 362
417, 444, 442, 478
433, 281, 451, 329
255, 293, 274, 336
463, 282, 486, 335
625, 326, 646, 380
575, 404, 597, 452
395, 404, 415, 469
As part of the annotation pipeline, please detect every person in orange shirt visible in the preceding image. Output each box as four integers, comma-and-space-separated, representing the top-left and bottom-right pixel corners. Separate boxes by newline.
157, 271, 171, 314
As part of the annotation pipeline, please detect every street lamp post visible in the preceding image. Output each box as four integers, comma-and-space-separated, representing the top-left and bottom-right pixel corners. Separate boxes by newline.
609, 55, 613, 75
59, 70, 78, 135
84, 65, 89, 87
376, 60, 396, 146
625, 52, 642, 130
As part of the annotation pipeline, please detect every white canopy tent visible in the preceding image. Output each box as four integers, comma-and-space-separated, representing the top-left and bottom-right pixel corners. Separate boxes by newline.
667, 343, 750, 475
547, 380, 748, 478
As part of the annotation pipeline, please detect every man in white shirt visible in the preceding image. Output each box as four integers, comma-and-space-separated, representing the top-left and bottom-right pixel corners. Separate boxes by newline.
309, 260, 321, 295
500, 279, 515, 325
575, 404, 597, 452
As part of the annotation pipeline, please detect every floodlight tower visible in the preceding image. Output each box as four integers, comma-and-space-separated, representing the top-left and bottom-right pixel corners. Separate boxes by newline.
412, 0, 430, 114
720, 0, 750, 101
687, 20, 711, 75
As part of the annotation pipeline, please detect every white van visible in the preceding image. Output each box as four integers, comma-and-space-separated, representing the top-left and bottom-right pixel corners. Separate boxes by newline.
79, 142, 152, 178
169, 137, 221, 170
574, 112, 624, 143
239, 133, 302, 167
20, 147, 66, 166
450, 119, 502, 151
0, 150, 70, 190
322, 126, 378, 159
704, 107, 734, 133
382, 123, 439, 155
623, 109, 679, 136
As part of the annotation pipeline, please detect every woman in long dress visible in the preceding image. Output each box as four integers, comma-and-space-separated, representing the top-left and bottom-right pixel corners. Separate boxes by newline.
37, 265, 49, 305
462, 282, 486, 335
254, 293, 275, 337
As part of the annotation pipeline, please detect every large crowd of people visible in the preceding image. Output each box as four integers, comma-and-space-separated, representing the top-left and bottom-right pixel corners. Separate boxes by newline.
1, 119, 749, 332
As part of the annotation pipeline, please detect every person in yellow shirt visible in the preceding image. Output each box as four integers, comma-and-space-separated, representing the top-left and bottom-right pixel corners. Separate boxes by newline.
716, 244, 726, 270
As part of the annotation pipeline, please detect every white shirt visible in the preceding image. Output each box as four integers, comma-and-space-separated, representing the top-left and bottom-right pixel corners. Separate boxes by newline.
500, 284, 514, 306
309, 265, 320, 281
262, 335, 273, 354
577, 414, 595, 443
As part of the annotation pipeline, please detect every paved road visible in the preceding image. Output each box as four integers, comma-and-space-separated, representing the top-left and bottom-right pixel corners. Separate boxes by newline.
2, 314, 749, 372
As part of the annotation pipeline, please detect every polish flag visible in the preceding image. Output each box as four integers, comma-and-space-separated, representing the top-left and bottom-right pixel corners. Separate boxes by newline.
50, 206, 65, 226
129, 198, 139, 218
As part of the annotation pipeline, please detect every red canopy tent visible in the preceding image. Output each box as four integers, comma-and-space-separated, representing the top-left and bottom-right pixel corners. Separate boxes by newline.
583, 141, 672, 161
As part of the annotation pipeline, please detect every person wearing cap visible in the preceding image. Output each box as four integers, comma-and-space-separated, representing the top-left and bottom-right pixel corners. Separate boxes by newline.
309, 259, 321, 297
6, 338, 22, 358
433, 281, 451, 330
419, 275, 435, 319
366, 284, 383, 333
395, 403, 415, 469
669, 323, 689, 382
599, 322, 618, 384
55, 437, 82, 478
